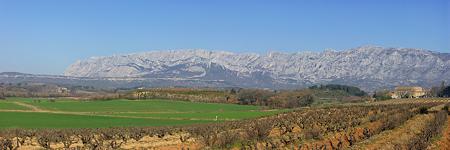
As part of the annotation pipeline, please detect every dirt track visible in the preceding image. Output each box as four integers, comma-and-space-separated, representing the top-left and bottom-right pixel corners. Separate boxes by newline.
13, 101, 46, 112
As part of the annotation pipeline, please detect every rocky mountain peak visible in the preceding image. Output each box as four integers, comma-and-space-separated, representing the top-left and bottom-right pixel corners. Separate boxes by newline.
64, 46, 450, 90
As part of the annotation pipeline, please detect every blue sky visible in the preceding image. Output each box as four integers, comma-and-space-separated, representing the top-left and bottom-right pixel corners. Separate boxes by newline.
0, 0, 449, 75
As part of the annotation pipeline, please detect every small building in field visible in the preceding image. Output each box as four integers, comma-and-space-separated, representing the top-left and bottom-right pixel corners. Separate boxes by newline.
391, 86, 426, 99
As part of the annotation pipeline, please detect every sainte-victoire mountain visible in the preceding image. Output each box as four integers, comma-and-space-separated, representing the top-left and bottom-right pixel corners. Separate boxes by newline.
63, 46, 450, 91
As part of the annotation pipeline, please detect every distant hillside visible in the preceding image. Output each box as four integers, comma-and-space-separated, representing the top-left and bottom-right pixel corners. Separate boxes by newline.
62, 46, 450, 91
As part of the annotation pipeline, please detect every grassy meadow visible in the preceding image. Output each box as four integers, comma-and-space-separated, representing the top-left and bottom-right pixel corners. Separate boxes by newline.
0, 97, 286, 129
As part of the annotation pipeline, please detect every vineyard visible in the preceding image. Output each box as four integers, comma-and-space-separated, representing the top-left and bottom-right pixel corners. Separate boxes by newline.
0, 98, 449, 149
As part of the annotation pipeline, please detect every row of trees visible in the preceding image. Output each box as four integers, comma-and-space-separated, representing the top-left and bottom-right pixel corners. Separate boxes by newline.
131, 88, 236, 103
236, 89, 315, 108
309, 84, 368, 96
0, 84, 70, 98
429, 81, 450, 97
236, 84, 368, 108
1, 83, 368, 107
133, 88, 318, 108
437, 86, 450, 97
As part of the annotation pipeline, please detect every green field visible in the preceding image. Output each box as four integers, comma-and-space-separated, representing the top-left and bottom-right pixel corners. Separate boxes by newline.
8, 97, 262, 112
0, 112, 213, 128
0, 98, 286, 129
0, 101, 29, 110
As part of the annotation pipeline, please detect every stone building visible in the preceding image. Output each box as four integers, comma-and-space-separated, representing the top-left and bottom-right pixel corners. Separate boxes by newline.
391, 86, 426, 99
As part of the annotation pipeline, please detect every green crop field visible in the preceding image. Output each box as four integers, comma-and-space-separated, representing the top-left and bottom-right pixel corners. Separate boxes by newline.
0, 112, 213, 128
0, 98, 286, 129
0, 101, 30, 110
8, 97, 262, 112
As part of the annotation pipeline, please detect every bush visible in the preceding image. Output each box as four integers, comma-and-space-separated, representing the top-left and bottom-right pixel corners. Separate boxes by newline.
0, 92, 4, 100
191, 125, 220, 147
216, 131, 239, 149
368, 114, 378, 122
442, 105, 449, 114
419, 107, 428, 114
407, 110, 447, 149
373, 90, 392, 101
245, 121, 273, 141
304, 128, 322, 140
37, 131, 54, 149
0, 138, 13, 150
439, 86, 450, 97
54, 130, 75, 148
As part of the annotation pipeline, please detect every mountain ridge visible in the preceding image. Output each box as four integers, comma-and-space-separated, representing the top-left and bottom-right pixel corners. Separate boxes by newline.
62, 46, 450, 91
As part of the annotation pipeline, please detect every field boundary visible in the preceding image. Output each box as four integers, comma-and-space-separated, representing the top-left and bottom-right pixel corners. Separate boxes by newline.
12, 101, 46, 112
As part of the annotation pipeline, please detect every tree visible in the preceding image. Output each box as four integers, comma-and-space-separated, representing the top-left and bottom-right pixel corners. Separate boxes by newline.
236, 89, 274, 105
402, 93, 411, 99
229, 88, 237, 94
429, 87, 440, 97
373, 90, 391, 100
267, 90, 315, 108
245, 121, 273, 141
298, 94, 315, 106
0, 91, 4, 100
441, 86, 450, 97
438, 81, 446, 97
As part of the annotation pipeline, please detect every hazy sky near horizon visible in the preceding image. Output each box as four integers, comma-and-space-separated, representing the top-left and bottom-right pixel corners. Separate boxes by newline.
0, 0, 449, 75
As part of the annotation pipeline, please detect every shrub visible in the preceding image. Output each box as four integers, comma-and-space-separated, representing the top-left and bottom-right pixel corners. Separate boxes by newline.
37, 131, 53, 149
216, 130, 239, 149
128, 128, 146, 141
191, 125, 220, 147
419, 107, 428, 114
0, 92, 4, 100
102, 129, 127, 149
304, 128, 322, 140
245, 121, 273, 141
54, 130, 76, 149
442, 105, 449, 114
439, 86, 450, 97
372, 90, 392, 101
368, 114, 378, 122
407, 110, 447, 149
0, 138, 13, 150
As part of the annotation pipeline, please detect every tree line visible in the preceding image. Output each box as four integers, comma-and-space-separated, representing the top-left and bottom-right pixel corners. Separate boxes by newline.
430, 81, 450, 98
1, 82, 369, 108
308, 84, 368, 96
235, 84, 367, 108
236, 89, 315, 108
